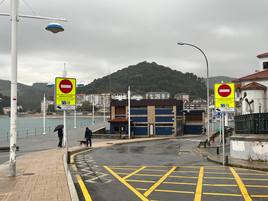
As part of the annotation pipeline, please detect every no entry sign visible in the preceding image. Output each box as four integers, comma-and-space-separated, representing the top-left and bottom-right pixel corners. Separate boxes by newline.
214, 83, 235, 111
59, 79, 73, 93
55, 77, 76, 110
218, 84, 231, 97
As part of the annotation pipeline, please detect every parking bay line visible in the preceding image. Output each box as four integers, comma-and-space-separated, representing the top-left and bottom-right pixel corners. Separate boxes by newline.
104, 166, 149, 201
76, 174, 93, 201
230, 167, 252, 201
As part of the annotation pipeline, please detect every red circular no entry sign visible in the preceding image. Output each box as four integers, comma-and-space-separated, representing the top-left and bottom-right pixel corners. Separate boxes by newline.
59, 79, 73, 93
218, 84, 231, 97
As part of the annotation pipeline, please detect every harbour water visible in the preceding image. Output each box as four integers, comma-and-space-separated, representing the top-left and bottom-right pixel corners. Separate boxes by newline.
0, 115, 104, 141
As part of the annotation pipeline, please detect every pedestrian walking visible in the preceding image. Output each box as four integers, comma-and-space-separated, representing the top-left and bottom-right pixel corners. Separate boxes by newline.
85, 127, 92, 147
57, 128, 63, 148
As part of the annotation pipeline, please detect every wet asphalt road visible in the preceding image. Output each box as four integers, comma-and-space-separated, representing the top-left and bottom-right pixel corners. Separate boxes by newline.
73, 137, 268, 201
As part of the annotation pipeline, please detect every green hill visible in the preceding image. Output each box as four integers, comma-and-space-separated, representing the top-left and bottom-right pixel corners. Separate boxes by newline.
0, 80, 53, 111
79, 61, 207, 99
209, 76, 236, 89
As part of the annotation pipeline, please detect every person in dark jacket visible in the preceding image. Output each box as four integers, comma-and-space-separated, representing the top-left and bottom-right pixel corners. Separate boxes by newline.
58, 128, 63, 148
85, 127, 92, 147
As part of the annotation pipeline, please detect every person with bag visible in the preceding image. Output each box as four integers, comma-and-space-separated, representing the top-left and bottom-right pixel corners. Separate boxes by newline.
85, 127, 92, 147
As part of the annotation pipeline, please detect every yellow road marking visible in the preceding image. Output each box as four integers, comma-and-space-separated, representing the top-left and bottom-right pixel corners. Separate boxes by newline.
123, 166, 147, 180
117, 172, 198, 179
144, 166, 177, 197
165, 181, 196, 186
246, 184, 268, 188
173, 170, 199, 174
194, 167, 204, 201
204, 184, 236, 187
127, 179, 155, 183
205, 171, 232, 175
104, 166, 149, 201
204, 176, 234, 180
230, 167, 252, 201
251, 195, 268, 198
76, 175, 93, 201
203, 192, 242, 197
155, 189, 194, 194
240, 178, 268, 181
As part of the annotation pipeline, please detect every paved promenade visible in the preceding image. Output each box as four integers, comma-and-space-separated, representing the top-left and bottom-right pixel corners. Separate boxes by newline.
0, 135, 172, 201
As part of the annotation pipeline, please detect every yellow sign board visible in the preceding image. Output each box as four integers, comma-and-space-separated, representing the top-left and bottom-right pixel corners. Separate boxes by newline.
214, 83, 235, 111
55, 77, 76, 110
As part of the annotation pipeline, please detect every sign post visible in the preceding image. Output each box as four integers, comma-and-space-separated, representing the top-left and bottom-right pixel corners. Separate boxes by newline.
214, 83, 235, 166
55, 77, 76, 147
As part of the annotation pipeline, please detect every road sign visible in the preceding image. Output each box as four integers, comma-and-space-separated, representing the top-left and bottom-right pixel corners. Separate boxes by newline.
214, 83, 235, 111
55, 77, 76, 110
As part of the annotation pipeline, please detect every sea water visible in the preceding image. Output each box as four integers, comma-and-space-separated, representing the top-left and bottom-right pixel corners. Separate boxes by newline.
0, 115, 103, 140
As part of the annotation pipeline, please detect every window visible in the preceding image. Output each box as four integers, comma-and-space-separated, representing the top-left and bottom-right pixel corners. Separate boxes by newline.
263, 62, 268, 69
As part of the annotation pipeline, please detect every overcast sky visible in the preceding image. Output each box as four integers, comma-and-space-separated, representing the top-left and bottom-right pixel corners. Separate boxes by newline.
0, 0, 267, 85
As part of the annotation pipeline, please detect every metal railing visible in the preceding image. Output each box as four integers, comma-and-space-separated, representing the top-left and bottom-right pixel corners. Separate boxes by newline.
0, 121, 92, 142
235, 113, 268, 134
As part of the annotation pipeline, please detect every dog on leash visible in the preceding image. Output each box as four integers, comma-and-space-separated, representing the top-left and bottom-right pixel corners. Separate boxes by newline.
79, 140, 87, 146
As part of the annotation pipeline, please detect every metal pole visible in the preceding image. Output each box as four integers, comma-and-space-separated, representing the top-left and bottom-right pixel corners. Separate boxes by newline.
92, 96, 95, 125
219, 112, 222, 146
224, 112, 228, 127
74, 109, 77, 128
9, 0, 18, 177
222, 113, 225, 166
211, 109, 214, 134
177, 43, 209, 142
63, 63, 67, 147
128, 86, 131, 139
43, 93, 46, 134
103, 95, 106, 122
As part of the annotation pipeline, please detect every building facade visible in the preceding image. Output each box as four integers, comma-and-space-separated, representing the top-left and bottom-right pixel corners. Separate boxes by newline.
109, 99, 183, 137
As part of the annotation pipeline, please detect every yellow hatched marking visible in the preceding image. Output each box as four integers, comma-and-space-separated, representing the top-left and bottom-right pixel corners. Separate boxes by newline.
194, 167, 204, 201
123, 166, 147, 180
173, 170, 199, 174
205, 171, 232, 175
111, 167, 138, 171
204, 184, 236, 187
76, 175, 93, 201
251, 195, 268, 198
144, 166, 177, 197
127, 179, 155, 183
156, 189, 194, 194
117, 172, 161, 177
230, 167, 252, 201
246, 184, 268, 188
203, 192, 242, 197
241, 178, 268, 181
204, 176, 234, 180
165, 181, 196, 186
104, 166, 149, 201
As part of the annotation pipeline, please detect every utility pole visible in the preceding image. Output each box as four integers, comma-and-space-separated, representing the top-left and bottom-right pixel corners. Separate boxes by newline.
9, 0, 18, 177
128, 86, 131, 139
63, 63, 67, 147
43, 93, 46, 135
92, 95, 95, 125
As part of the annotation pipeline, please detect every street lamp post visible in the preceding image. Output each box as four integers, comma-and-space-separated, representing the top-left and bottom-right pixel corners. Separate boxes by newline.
177, 42, 210, 142
1, 0, 67, 176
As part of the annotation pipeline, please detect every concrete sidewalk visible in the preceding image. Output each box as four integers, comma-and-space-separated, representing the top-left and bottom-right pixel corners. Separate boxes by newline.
0, 136, 173, 201
198, 145, 268, 171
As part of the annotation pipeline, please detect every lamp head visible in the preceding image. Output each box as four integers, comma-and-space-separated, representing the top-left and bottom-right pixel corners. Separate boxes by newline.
46, 23, 64, 33
177, 42, 185, 45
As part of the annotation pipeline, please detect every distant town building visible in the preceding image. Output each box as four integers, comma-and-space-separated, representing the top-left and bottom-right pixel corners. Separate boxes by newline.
145, 92, 170, 99
174, 93, 189, 102
109, 99, 183, 137
111, 93, 127, 100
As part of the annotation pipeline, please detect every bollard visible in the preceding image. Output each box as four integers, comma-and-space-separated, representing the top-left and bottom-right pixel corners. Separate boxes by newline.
67, 151, 71, 164
225, 155, 229, 165
216, 147, 220, 155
